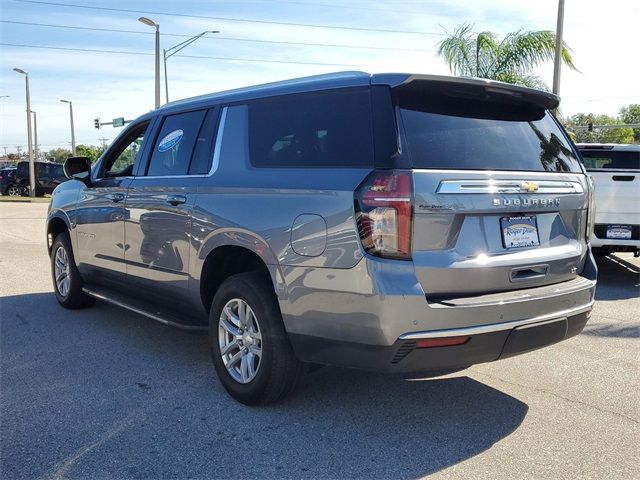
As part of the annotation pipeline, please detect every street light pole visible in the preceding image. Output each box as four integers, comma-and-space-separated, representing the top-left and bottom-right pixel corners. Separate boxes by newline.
60, 99, 76, 155
552, 0, 565, 96
138, 17, 161, 109
163, 30, 219, 103
163, 48, 169, 104
13, 68, 35, 197
32, 111, 38, 160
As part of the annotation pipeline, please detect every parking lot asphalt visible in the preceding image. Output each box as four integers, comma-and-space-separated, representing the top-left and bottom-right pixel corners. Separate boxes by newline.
1, 202, 638, 479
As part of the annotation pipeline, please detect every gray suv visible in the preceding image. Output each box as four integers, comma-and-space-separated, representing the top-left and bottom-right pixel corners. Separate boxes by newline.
47, 72, 597, 405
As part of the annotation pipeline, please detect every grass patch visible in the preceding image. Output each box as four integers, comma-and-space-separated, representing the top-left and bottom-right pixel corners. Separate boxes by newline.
0, 195, 51, 203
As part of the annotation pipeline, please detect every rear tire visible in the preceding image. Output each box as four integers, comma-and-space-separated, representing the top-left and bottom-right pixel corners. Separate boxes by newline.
51, 232, 95, 309
7, 184, 20, 196
209, 272, 304, 405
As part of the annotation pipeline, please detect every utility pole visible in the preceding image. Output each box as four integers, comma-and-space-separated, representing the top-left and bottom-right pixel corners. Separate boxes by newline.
32, 110, 38, 160
552, 0, 565, 96
99, 137, 109, 149
2, 147, 8, 157
13, 68, 35, 196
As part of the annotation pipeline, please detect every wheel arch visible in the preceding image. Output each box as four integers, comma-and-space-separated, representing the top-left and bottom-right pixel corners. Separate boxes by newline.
46, 211, 72, 255
198, 243, 285, 314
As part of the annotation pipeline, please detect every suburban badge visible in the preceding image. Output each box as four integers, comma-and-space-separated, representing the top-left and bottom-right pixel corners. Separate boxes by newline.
492, 198, 560, 207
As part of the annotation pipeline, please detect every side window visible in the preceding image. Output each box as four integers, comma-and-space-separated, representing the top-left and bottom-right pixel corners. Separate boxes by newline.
248, 89, 374, 168
104, 124, 149, 178
147, 110, 207, 176
188, 109, 219, 175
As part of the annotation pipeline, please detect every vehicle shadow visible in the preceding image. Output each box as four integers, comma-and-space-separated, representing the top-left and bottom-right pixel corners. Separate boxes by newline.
594, 254, 640, 301
1, 292, 528, 479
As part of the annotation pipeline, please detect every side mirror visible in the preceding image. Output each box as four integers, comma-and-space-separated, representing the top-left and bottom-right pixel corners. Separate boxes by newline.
63, 156, 91, 183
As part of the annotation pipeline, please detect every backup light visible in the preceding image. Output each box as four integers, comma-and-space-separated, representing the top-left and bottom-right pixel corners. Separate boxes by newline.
355, 170, 413, 259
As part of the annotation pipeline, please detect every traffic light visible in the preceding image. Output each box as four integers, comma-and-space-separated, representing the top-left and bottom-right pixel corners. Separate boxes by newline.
94, 118, 101, 129
587, 122, 594, 132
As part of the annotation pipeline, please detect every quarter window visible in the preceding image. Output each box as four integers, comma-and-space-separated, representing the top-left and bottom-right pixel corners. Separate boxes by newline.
147, 110, 207, 176
248, 89, 374, 168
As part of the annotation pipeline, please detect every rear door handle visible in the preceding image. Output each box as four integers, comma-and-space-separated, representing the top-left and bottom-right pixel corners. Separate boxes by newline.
612, 175, 635, 181
107, 192, 125, 203
166, 194, 187, 206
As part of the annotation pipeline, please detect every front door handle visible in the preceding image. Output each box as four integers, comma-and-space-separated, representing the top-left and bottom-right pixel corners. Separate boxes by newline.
107, 192, 125, 203
166, 194, 187, 206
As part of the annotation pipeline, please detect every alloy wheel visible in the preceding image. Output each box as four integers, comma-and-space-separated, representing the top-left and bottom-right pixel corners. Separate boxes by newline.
218, 298, 262, 384
54, 245, 71, 297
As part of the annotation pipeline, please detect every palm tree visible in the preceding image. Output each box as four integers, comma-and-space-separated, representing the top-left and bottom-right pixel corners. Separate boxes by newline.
437, 24, 577, 90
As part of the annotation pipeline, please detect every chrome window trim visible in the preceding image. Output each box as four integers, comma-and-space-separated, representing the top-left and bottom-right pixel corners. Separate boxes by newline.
209, 106, 227, 176
436, 179, 584, 194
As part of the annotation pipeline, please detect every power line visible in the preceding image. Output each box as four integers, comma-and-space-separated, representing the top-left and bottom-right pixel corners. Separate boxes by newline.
0, 43, 379, 67
14, 0, 444, 36
246, 0, 440, 15
0, 20, 435, 53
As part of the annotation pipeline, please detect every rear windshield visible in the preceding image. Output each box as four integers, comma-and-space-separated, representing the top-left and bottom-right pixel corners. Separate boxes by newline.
579, 150, 640, 171
396, 91, 582, 172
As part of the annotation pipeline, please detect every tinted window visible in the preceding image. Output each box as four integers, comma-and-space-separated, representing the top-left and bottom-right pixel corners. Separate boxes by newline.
17, 162, 28, 177
396, 91, 582, 172
579, 150, 640, 171
188, 109, 218, 175
147, 110, 207, 176
47, 163, 65, 180
248, 89, 373, 168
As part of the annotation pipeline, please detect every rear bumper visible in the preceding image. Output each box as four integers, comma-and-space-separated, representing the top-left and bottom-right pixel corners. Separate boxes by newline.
289, 309, 591, 373
281, 249, 597, 372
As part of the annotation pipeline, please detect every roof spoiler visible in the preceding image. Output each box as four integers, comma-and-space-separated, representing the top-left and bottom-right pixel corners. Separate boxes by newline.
372, 73, 560, 111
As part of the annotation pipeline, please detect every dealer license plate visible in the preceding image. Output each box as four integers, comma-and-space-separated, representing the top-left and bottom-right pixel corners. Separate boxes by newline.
501, 216, 540, 249
606, 225, 632, 239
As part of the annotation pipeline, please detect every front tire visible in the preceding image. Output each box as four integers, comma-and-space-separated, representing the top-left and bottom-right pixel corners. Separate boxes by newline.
51, 232, 94, 309
209, 272, 304, 405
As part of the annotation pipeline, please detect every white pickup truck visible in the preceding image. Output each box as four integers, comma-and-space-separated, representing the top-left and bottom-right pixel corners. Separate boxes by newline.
577, 144, 640, 256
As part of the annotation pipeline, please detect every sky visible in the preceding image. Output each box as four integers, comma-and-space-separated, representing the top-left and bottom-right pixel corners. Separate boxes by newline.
0, 0, 639, 154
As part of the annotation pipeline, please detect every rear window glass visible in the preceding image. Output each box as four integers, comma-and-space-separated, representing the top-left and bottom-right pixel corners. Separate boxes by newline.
396, 91, 582, 172
248, 89, 373, 168
579, 150, 640, 171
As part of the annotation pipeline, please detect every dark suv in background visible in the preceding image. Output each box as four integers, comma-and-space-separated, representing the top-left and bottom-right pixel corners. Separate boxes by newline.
0, 168, 18, 195
15, 161, 67, 196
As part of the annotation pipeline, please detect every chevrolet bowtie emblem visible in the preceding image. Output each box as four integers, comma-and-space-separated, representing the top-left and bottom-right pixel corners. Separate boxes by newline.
521, 182, 539, 193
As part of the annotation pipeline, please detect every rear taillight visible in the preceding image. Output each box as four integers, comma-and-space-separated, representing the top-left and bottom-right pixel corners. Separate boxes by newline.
586, 176, 595, 242
355, 170, 413, 260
